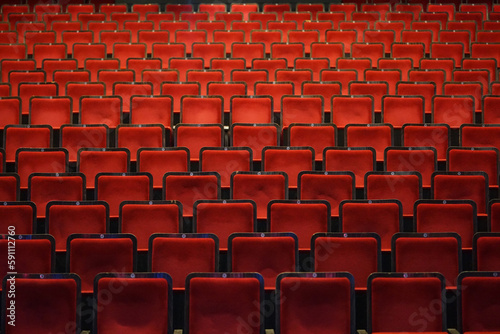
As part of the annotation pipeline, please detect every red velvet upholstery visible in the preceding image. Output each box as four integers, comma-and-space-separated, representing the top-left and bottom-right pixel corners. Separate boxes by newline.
95, 273, 171, 334
277, 273, 354, 334
16, 149, 68, 189
4, 125, 52, 163
345, 124, 393, 161
403, 124, 450, 161
432, 172, 488, 214
150, 234, 217, 290
461, 125, 500, 153
288, 124, 336, 161
181, 96, 223, 124
298, 171, 354, 216
163, 172, 220, 217
474, 234, 500, 271
137, 148, 189, 189
68, 234, 136, 294
60, 125, 108, 162
47, 201, 108, 252
230, 96, 273, 124
186, 273, 263, 334
231, 124, 279, 162
393, 233, 461, 286
459, 273, 500, 333
116, 125, 165, 162
96, 173, 152, 218
341, 200, 402, 251
313, 233, 380, 289
382, 96, 425, 128
369, 274, 445, 333
331, 95, 374, 128
194, 200, 256, 251
269, 200, 330, 250
324, 147, 375, 188
366, 172, 421, 216
416, 200, 477, 249
281, 95, 323, 127
231, 172, 288, 219
78, 148, 129, 189
120, 201, 181, 252
490, 201, 500, 232
174, 124, 223, 161
448, 148, 499, 186
200, 148, 252, 188
0, 236, 54, 291
385, 147, 437, 187
79, 96, 123, 129
0, 202, 35, 234
29, 173, 85, 218
263, 147, 314, 188
0, 174, 19, 202
2, 274, 79, 334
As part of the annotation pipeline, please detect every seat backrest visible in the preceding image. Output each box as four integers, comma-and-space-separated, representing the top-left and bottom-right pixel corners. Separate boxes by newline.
368, 273, 446, 333
276, 272, 355, 334
185, 273, 264, 334
120, 201, 182, 252
415, 199, 477, 249
473, 233, 500, 271
228, 232, 298, 290
46, 201, 109, 252
458, 272, 500, 333
149, 233, 218, 290
94, 272, 173, 334
2, 273, 81, 333
392, 232, 461, 286
67, 233, 136, 294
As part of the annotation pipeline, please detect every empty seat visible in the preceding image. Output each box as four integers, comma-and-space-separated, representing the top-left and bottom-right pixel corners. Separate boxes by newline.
180, 95, 223, 125
345, 124, 394, 161
365, 171, 422, 216
340, 200, 402, 251
200, 147, 252, 188
331, 95, 374, 128
269, 199, 330, 250
174, 124, 223, 162
185, 272, 264, 334
0, 201, 35, 234
129, 95, 173, 129
298, 171, 355, 217
161, 82, 200, 113
46, 201, 108, 252
113, 82, 153, 114
29, 96, 72, 129
1, 273, 80, 333
288, 123, 336, 161
448, 147, 499, 186
0, 97, 21, 130
415, 199, 477, 249
137, 148, 189, 189
16, 148, 68, 189
229, 232, 297, 289
276, 272, 355, 334
67, 233, 136, 294
79, 96, 123, 129
3, 125, 52, 163
231, 171, 288, 220
457, 272, 500, 334
163, 172, 220, 217
230, 123, 280, 162
281, 95, 323, 128
323, 147, 375, 188
93, 272, 172, 334
392, 232, 461, 287
0, 235, 54, 291
312, 232, 381, 289
193, 199, 256, 251
96, 172, 152, 218
368, 273, 446, 334
402, 124, 450, 161
149, 233, 218, 290
385, 147, 437, 188
263, 146, 314, 188
77, 148, 129, 189
432, 172, 488, 215
116, 125, 165, 162
28, 173, 85, 219
474, 233, 500, 271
